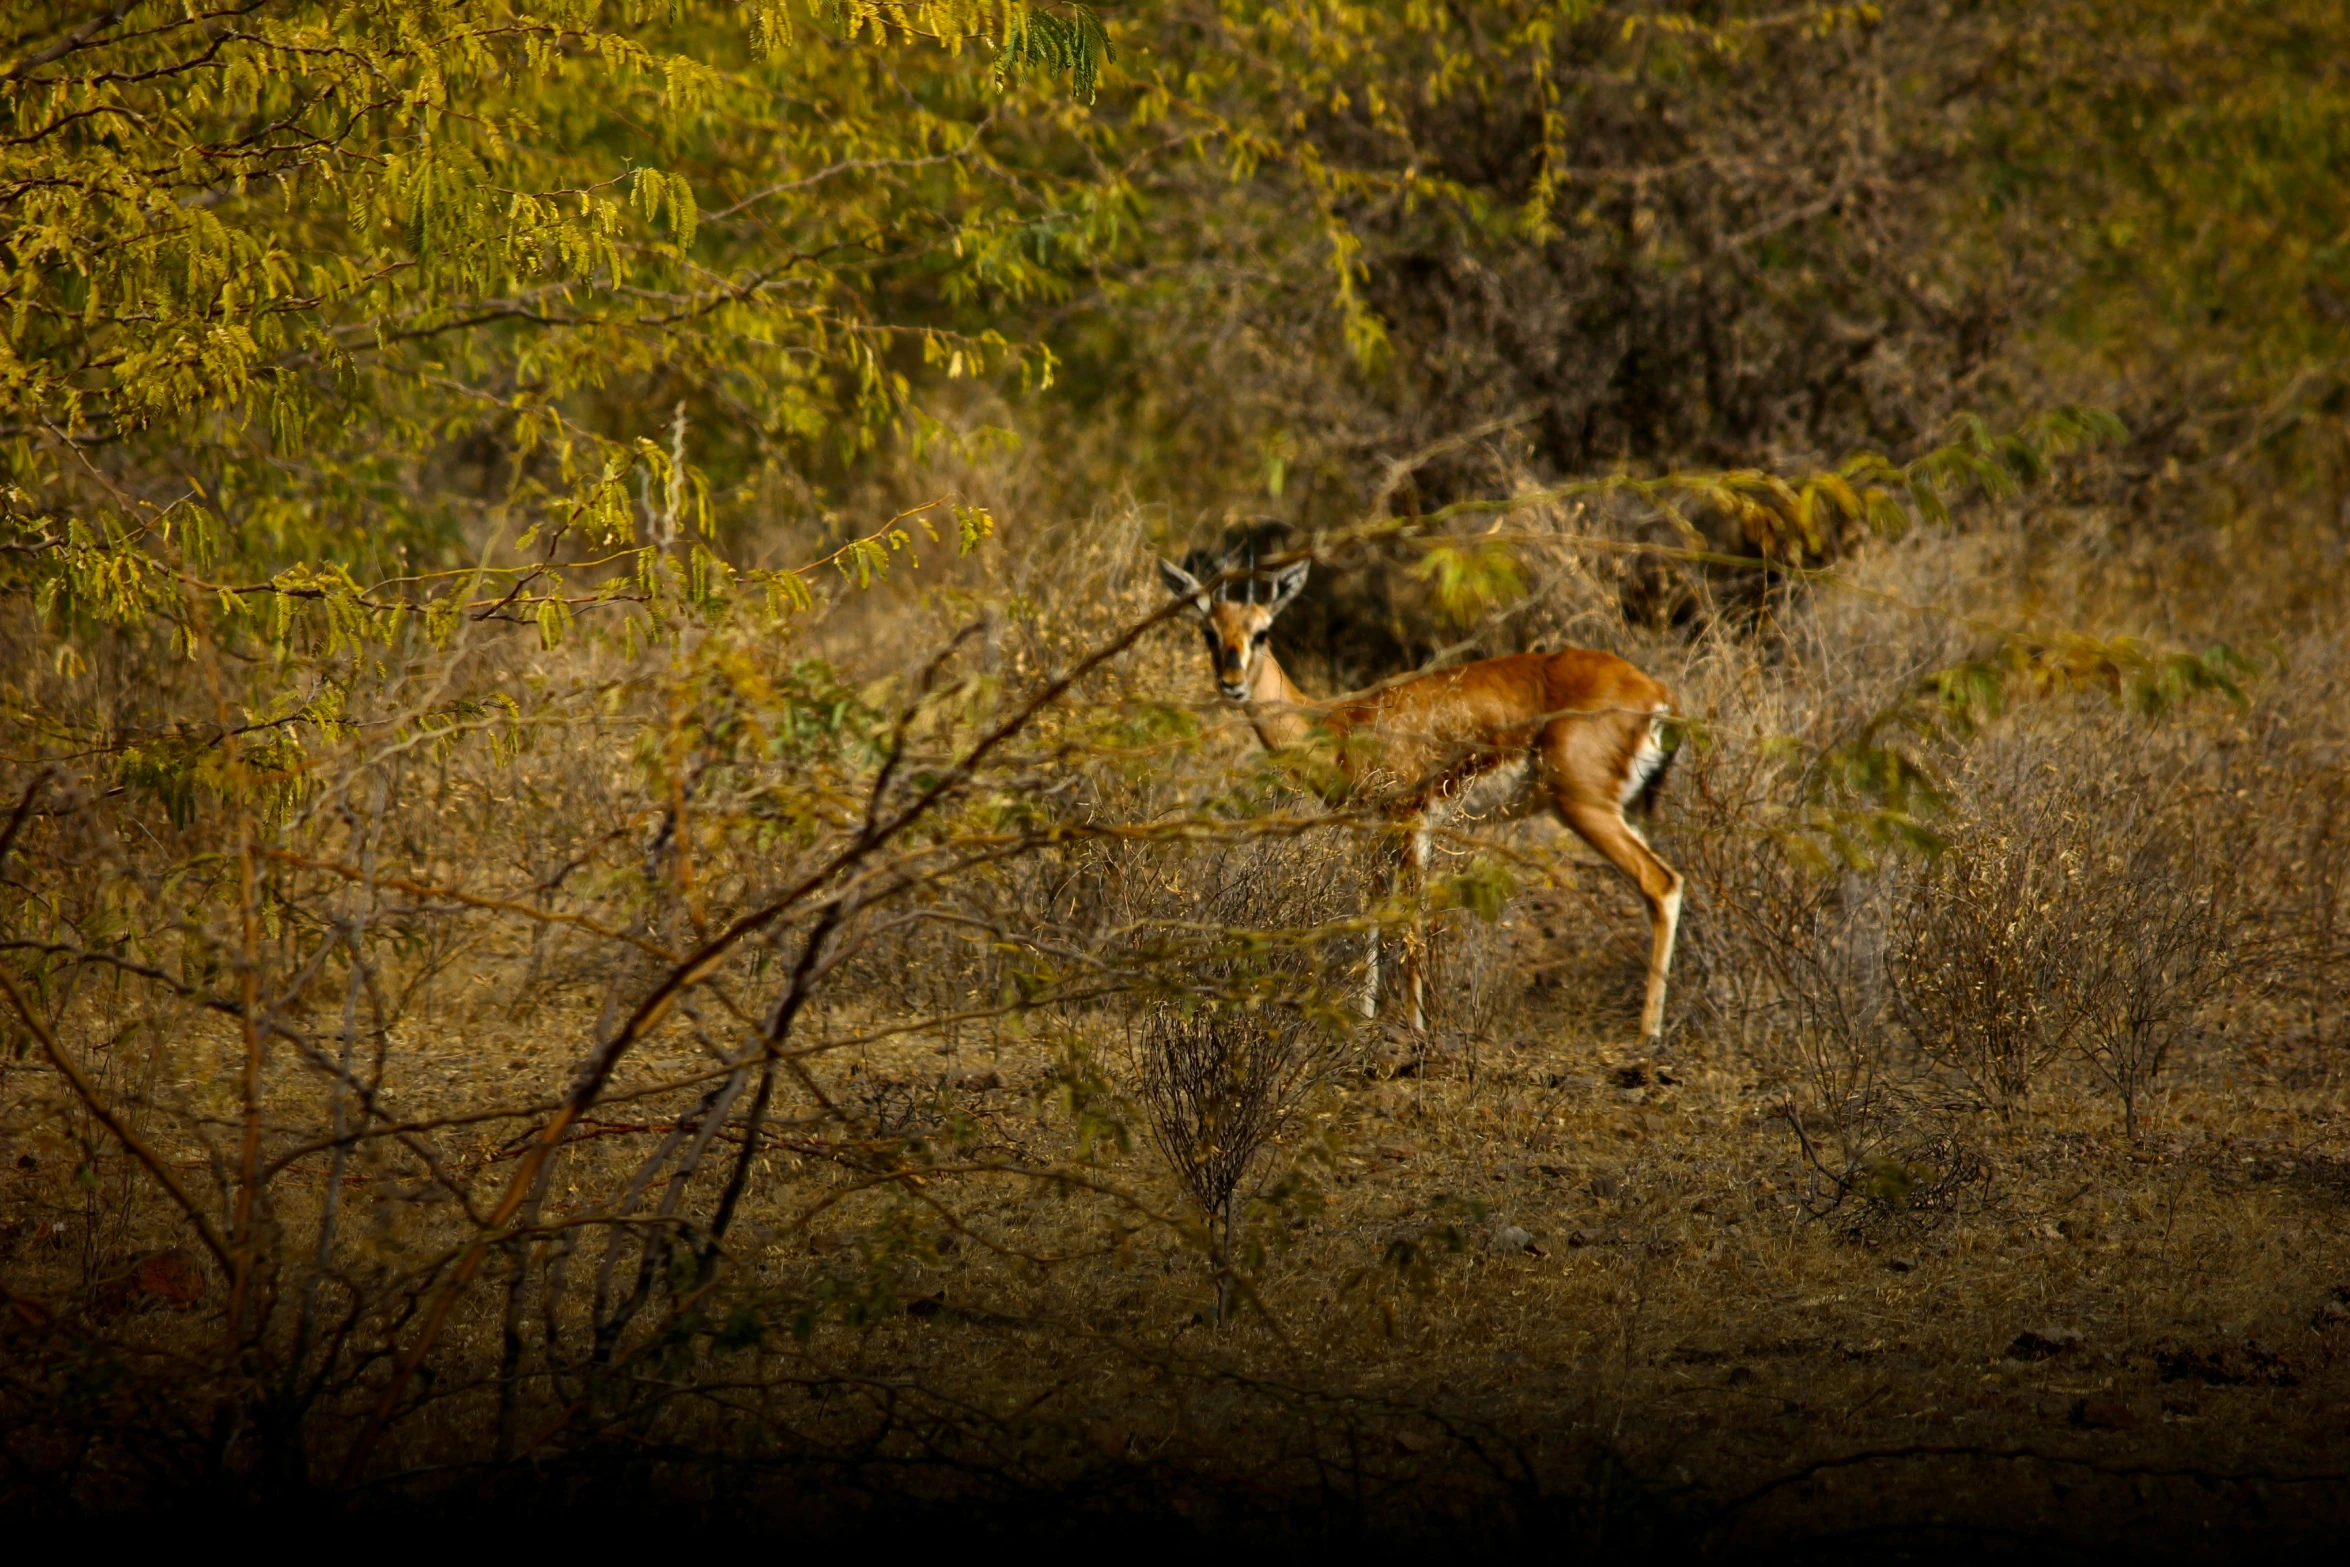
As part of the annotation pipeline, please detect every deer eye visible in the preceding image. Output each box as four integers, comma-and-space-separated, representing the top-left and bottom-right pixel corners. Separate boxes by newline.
1251, 630, 1270, 647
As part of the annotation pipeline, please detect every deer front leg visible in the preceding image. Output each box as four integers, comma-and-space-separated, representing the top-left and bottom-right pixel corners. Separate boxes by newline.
1356, 816, 1436, 1031
1402, 925, 1428, 1033
1359, 820, 1429, 1029
1400, 814, 1432, 1033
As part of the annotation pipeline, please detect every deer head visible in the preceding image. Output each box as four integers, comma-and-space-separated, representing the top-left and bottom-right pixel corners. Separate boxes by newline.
1159, 555, 1310, 700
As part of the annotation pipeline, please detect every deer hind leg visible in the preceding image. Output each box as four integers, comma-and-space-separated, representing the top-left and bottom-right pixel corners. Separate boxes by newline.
1556, 798, 1683, 1044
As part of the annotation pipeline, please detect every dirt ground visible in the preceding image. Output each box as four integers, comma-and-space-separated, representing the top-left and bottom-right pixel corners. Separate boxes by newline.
622, 895, 2350, 1558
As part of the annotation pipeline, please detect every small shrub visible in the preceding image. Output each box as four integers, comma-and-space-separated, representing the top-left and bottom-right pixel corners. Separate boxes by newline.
1888, 720, 2246, 1137
1105, 832, 1363, 1318
1134, 1001, 1332, 1320
1887, 834, 2078, 1119
1780, 1093, 1994, 1234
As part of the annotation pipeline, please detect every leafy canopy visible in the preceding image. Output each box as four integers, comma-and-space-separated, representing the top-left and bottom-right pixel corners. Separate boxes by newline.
3, 1, 1115, 644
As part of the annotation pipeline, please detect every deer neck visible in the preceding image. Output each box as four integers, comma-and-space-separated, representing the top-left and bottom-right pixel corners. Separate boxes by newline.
1243, 648, 1320, 752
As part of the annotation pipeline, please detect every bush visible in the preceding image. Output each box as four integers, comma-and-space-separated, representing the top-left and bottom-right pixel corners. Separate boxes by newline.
1133, 1002, 1333, 1321
1102, 833, 1365, 1318
1892, 720, 2246, 1138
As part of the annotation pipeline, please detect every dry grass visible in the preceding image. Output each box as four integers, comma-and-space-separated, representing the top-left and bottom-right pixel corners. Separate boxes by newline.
4, 509, 2350, 1554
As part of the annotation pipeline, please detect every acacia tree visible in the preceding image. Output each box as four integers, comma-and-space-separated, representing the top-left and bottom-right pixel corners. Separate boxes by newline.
0, 0, 1152, 1498
3, 1, 1116, 647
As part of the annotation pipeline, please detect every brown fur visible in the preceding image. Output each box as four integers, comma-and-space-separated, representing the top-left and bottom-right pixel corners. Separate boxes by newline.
1165, 559, 1685, 1043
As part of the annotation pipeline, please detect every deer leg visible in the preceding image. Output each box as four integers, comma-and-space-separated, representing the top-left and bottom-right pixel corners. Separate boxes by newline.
1402, 814, 1432, 1033
1360, 819, 1430, 1027
1557, 799, 1683, 1044
1358, 830, 1396, 1019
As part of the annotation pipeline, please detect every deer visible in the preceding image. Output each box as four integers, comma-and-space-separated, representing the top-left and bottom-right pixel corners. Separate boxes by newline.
1159, 553, 1684, 1044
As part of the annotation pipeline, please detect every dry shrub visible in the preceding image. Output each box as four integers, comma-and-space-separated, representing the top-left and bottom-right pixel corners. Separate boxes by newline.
2234, 630, 2350, 1051
2063, 787, 2246, 1141
1702, 696, 2254, 1222
1894, 716, 2248, 1137
1660, 627, 1937, 1212
1101, 832, 1367, 1317
2276, 766, 2350, 1047
1669, 601, 2255, 1220
1692, 837, 1991, 1230
1889, 827, 2078, 1121
1133, 1002, 1331, 1320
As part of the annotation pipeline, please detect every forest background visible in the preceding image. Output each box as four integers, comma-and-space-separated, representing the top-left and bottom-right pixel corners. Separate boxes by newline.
5, 0, 2350, 1553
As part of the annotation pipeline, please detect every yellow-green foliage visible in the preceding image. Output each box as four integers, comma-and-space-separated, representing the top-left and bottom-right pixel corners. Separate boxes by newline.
3, 1, 1106, 651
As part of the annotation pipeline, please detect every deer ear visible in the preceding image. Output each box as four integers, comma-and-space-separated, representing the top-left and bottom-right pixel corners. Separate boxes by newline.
1158, 558, 1211, 617
1266, 560, 1310, 614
